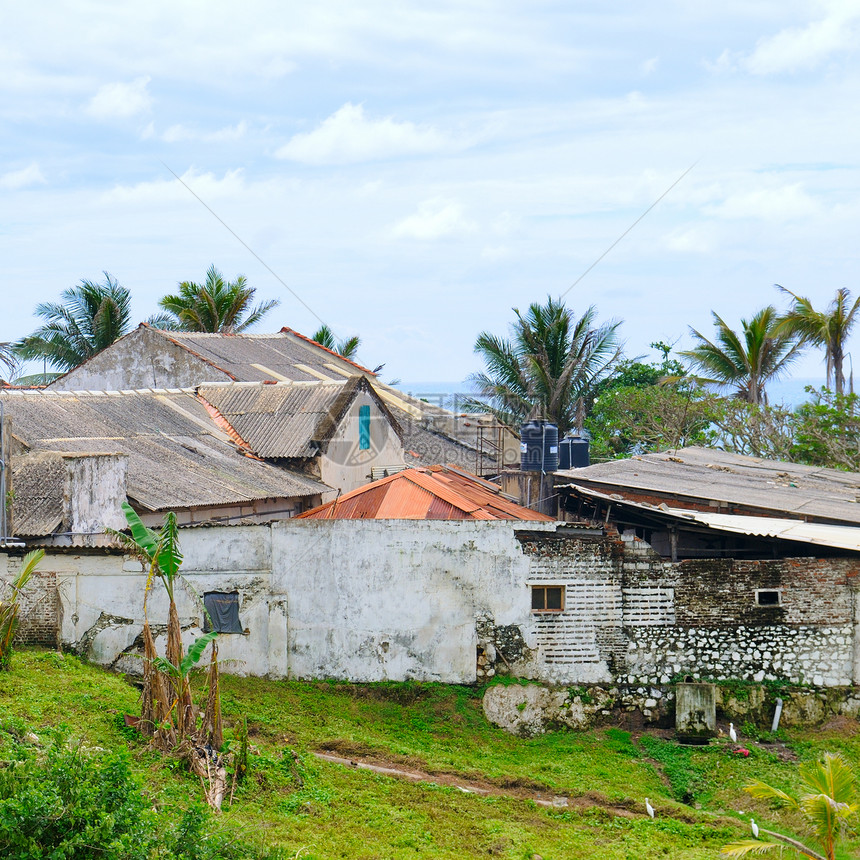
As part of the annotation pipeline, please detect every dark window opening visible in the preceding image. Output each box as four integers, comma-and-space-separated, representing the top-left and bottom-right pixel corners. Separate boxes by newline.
531, 585, 564, 612
756, 590, 780, 606
203, 591, 244, 633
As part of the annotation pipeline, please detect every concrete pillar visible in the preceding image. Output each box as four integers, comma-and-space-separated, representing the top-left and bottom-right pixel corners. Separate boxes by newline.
675, 682, 716, 742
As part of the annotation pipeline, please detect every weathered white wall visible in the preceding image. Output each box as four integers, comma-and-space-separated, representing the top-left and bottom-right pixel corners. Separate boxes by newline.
4, 520, 859, 688
269, 520, 553, 682
49, 327, 227, 391
319, 390, 404, 495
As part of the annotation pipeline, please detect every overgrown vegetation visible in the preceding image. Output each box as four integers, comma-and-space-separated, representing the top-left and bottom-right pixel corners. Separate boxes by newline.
0, 550, 43, 671
2, 649, 860, 859
0, 719, 283, 860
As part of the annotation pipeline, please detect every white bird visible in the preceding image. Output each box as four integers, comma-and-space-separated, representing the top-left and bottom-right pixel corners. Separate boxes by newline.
751, 818, 759, 838
729, 722, 737, 743
645, 798, 655, 818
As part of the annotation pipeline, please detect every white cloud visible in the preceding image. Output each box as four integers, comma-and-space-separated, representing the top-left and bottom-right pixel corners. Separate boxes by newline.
0, 162, 46, 189
276, 102, 451, 165
101, 167, 246, 206
86, 76, 152, 120
641, 56, 659, 75
744, 0, 860, 74
391, 197, 476, 240
663, 225, 716, 254
161, 120, 248, 143
705, 184, 821, 221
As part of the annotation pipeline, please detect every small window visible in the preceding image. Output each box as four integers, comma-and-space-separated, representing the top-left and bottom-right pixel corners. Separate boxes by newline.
531, 585, 564, 612
359, 405, 371, 450
203, 591, 244, 633
756, 589, 781, 606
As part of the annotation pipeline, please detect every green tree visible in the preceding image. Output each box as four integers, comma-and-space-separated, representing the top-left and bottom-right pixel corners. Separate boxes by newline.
156, 265, 280, 333
721, 752, 858, 859
467, 297, 622, 436
311, 324, 361, 361
776, 285, 860, 396
13, 274, 131, 381
0, 344, 16, 382
680, 306, 802, 406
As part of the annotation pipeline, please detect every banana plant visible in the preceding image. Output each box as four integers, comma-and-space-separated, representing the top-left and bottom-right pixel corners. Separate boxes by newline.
721, 753, 858, 859
0, 550, 44, 670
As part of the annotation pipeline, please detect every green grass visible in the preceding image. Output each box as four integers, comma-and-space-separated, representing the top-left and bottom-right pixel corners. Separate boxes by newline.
1, 649, 859, 859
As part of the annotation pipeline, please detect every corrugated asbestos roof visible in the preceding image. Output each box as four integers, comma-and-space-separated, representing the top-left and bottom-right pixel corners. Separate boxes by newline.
10, 452, 66, 537
562, 483, 860, 554
297, 464, 554, 520
197, 376, 399, 459
557, 446, 860, 526
1, 389, 330, 512
154, 327, 376, 383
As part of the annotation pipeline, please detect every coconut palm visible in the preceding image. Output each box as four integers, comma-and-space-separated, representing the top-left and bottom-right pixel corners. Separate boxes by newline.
467, 297, 623, 435
156, 265, 280, 333
776, 286, 860, 396
0, 343, 17, 382
680, 307, 802, 406
13, 274, 132, 381
311, 324, 361, 361
721, 752, 858, 859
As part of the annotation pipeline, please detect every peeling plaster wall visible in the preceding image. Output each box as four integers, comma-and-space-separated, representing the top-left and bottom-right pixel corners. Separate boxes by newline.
2, 521, 859, 687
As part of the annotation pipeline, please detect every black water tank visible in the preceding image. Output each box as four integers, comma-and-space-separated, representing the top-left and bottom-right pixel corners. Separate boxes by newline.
520, 421, 559, 472
568, 433, 590, 468
558, 433, 590, 469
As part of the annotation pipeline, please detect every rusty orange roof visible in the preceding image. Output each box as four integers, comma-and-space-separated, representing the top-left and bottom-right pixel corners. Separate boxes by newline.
296, 465, 554, 521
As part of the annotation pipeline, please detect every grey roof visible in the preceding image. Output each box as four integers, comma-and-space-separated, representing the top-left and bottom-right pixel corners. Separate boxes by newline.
565, 483, 860, 554
155, 327, 375, 383
557, 446, 860, 526
10, 452, 66, 537
1, 389, 330, 512
198, 377, 395, 459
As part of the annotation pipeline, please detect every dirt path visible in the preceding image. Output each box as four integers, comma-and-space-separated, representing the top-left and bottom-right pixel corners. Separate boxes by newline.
312, 749, 639, 817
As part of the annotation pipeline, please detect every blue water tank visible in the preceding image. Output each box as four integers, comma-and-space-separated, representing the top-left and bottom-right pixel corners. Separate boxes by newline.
520, 421, 559, 472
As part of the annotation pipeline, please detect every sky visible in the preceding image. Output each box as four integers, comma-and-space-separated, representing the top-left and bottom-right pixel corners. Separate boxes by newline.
2, 1, 860, 386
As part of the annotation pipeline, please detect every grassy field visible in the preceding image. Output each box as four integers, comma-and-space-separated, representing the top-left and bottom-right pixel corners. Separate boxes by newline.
1, 648, 859, 859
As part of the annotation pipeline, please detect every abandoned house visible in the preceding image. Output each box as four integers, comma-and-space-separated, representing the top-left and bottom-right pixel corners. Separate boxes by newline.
47, 323, 512, 474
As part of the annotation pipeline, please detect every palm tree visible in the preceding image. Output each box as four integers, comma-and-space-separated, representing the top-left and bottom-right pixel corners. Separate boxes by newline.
776, 286, 860, 396
156, 265, 280, 333
311, 324, 361, 361
680, 307, 802, 406
14, 273, 132, 381
467, 297, 623, 435
721, 752, 858, 859
0, 343, 17, 382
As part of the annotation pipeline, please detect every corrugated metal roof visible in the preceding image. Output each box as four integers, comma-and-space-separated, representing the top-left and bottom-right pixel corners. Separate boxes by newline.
562, 482, 860, 553
297, 465, 553, 521
1, 389, 330, 513
557, 446, 860, 526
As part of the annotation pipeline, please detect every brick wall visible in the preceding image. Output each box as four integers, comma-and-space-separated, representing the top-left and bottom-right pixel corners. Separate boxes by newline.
515, 530, 859, 686
3, 566, 59, 647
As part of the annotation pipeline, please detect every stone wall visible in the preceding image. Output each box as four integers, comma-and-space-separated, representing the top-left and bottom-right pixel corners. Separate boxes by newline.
1, 520, 858, 690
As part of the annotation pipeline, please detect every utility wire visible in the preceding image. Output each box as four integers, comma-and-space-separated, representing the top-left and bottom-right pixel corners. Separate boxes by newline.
159, 161, 328, 329
560, 160, 698, 300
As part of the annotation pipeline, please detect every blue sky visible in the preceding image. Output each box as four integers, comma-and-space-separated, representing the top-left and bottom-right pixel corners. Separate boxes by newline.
2, 1, 860, 385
